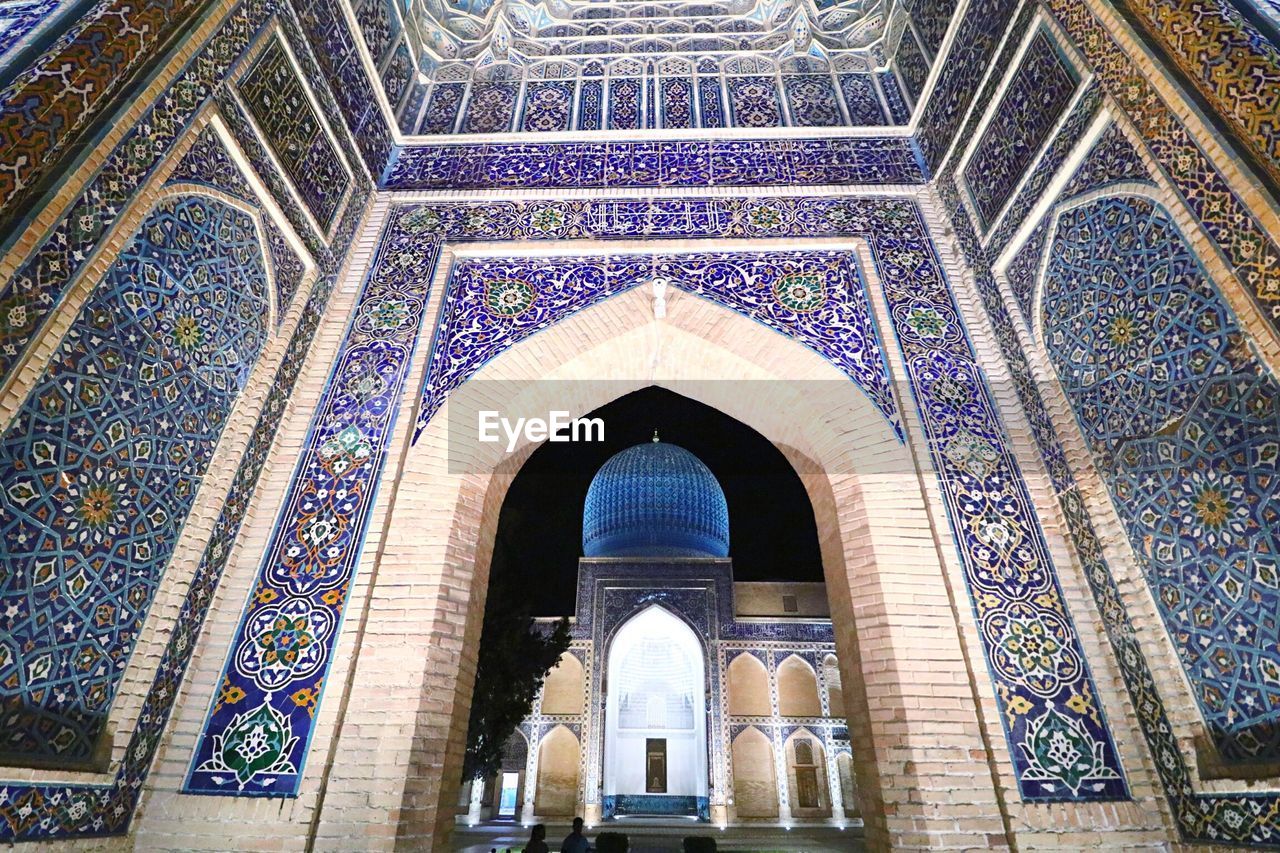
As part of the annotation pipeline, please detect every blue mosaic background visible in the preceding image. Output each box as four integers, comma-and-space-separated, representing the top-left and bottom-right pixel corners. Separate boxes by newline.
962, 31, 1079, 227
0, 195, 270, 764
1042, 194, 1280, 763
383, 138, 927, 191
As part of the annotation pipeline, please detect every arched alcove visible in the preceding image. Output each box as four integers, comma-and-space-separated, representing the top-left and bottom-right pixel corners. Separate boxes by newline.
731, 726, 778, 818
0, 193, 272, 767
784, 727, 831, 817
777, 655, 822, 718
1037, 192, 1280, 765
534, 725, 580, 816
603, 605, 708, 804
541, 653, 584, 716
727, 653, 771, 717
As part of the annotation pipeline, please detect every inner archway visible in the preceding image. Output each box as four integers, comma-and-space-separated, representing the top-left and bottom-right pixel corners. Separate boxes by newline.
603, 605, 708, 811
329, 282, 999, 849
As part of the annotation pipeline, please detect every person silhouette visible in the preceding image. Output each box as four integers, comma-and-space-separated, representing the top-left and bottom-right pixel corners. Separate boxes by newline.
524, 823, 549, 853
559, 817, 589, 853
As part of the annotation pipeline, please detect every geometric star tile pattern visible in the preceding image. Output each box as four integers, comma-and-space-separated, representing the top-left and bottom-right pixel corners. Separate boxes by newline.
1042, 194, 1280, 762
167, 126, 307, 322
0, 195, 270, 764
939, 168, 1280, 846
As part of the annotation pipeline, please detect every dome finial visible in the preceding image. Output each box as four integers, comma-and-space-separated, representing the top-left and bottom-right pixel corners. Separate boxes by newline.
652, 429, 660, 443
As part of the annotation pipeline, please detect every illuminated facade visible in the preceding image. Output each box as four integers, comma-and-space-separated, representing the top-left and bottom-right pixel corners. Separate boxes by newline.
0, 0, 1278, 843
460, 439, 857, 825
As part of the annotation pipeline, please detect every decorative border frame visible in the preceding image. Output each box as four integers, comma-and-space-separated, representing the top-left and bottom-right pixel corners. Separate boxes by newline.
183, 193, 1127, 808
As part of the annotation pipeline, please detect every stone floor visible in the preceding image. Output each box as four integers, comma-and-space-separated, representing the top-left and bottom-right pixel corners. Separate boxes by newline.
452, 819, 865, 852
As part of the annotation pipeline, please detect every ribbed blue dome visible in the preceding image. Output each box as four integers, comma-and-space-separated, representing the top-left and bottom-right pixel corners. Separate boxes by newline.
583, 438, 729, 558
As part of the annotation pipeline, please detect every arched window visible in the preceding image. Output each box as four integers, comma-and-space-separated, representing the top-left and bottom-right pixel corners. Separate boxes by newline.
786, 730, 829, 814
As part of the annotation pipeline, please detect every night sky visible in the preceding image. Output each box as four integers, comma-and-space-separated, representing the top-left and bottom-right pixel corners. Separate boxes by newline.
489, 386, 824, 616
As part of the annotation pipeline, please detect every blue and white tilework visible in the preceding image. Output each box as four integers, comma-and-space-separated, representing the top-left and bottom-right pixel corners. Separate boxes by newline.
1041, 195, 1280, 763
0, 195, 270, 765
186, 194, 1127, 805
383, 138, 926, 190
784, 75, 843, 127
0, 0, 372, 836
414, 251, 901, 437
962, 31, 1079, 227
521, 81, 574, 133
938, 169, 1280, 843
728, 76, 783, 127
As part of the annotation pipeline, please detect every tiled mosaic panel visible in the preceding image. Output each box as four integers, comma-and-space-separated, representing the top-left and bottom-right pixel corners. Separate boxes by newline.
578, 79, 604, 130
168, 126, 307, 322
384, 138, 926, 190
728, 76, 782, 127
1042, 0, 1280, 335
238, 37, 350, 229
521, 81, 574, 133
1001, 120, 1152, 324
0, 0, 374, 838
893, 29, 931, 104
291, 0, 393, 173
0, 0, 217, 228
878, 71, 910, 123
1059, 123, 1153, 199
698, 77, 726, 127
415, 251, 901, 437
938, 171, 1280, 844
982, 85, 1103, 256
463, 82, 518, 133
380, 39, 413, 109
963, 31, 1078, 227
784, 75, 842, 127
397, 80, 427, 134
0, 0, 61, 59
869, 208, 1128, 803
189, 195, 1124, 803
421, 82, 464, 133
0, 0, 277, 382
1125, 0, 1280, 186
609, 78, 643, 130
1041, 195, 1280, 762
352, 0, 392, 61
185, 211, 436, 797
936, 0, 1038, 176
916, 0, 1020, 169
1006, 219, 1050, 322
0, 196, 269, 764
413, 73, 902, 133
905, 0, 958, 56
661, 78, 694, 129
840, 74, 888, 125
